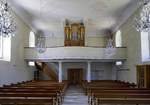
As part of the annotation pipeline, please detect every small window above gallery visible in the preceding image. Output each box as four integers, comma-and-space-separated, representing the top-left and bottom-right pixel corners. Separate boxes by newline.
29, 31, 35, 47
115, 30, 122, 47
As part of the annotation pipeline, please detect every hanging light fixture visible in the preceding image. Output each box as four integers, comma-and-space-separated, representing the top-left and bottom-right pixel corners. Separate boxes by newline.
35, 31, 46, 53
105, 30, 116, 57
135, 0, 150, 32
35, 0, 46, 53
0, 0, 16, 37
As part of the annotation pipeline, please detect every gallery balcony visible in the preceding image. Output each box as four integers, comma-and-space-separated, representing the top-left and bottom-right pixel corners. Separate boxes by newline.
24, 46, 127, 62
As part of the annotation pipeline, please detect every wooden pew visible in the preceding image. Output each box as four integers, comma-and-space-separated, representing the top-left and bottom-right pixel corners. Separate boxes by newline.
0, 88, 59, 105
93, 93, 150, 105
0, 87, 63, 104
0, 92, 57, 105
82, 80, 135, 95
82, 80, 150, 105
0, 80, 68, 105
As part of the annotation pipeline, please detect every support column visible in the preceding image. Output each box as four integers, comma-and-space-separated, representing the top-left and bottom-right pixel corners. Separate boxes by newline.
58, 61, 62, 83
87, 61, 91, 83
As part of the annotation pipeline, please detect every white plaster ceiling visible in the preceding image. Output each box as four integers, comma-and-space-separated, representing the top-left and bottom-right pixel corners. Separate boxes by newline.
7, 0, 139, 36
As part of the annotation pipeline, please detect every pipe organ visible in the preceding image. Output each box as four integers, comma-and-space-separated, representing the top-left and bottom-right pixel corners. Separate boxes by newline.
64, 22, 85, 46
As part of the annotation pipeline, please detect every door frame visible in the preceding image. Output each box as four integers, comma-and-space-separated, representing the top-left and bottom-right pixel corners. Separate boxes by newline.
67, 68, 83, 85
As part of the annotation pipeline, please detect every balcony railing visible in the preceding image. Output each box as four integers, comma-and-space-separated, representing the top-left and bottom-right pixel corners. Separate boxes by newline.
24, 46, 127, 61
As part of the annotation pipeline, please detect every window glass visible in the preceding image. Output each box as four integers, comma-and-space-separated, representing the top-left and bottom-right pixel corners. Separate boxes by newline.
116, 61, 122, 66
0, 36, 3, 58
141, 32, 150, 62
115, 30, 122, 47
29, 31, 35, 47
28, 61, 35, 66
0, 36, 11, 61
3, 37, 11, 61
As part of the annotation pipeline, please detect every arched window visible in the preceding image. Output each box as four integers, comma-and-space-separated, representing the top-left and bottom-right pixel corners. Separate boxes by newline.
141, 32, 150, 62
0, 36, 3, 58
29, 31, 35, 47
115, 30, 122, 47
0, 36, 11, 61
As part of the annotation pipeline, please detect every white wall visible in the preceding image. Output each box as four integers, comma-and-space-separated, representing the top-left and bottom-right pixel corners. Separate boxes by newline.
116, 9, 142, 83
37, 62, 114, 81
91, 62, 113, 80
0, 11, 34, 86
61, 62, 113, 80
28, 35, 107, 47
85, 36, 107, 47
46, 37, 64, 47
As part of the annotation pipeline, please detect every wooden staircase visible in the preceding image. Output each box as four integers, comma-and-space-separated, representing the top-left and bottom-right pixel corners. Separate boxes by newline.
35, 62, 58, 81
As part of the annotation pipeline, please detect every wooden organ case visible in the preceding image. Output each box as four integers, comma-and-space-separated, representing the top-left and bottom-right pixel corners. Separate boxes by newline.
64, 22, 85, 46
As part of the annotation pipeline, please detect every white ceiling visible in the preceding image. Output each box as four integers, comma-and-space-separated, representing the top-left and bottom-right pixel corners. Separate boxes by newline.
8, 0, 139, 36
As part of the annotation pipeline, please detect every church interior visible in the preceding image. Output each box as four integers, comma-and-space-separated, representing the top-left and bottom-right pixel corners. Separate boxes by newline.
0, 0, 150, 105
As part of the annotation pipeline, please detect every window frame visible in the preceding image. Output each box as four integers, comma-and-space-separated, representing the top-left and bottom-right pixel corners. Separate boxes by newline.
28, 61, 35, 66
148, 32, 150, 59
29, 31, 35, 47
115, 30, 122, 47
141, 32, 150, 62
0, 36, 11, 61
0, 35, 3, 59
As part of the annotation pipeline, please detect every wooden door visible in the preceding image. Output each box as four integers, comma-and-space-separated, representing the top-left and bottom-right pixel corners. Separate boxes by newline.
68, 69, 83, 85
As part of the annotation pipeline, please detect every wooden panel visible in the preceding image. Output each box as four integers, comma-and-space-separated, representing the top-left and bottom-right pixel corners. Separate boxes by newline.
137, 65, 150, 88
67, 69, 83, 85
